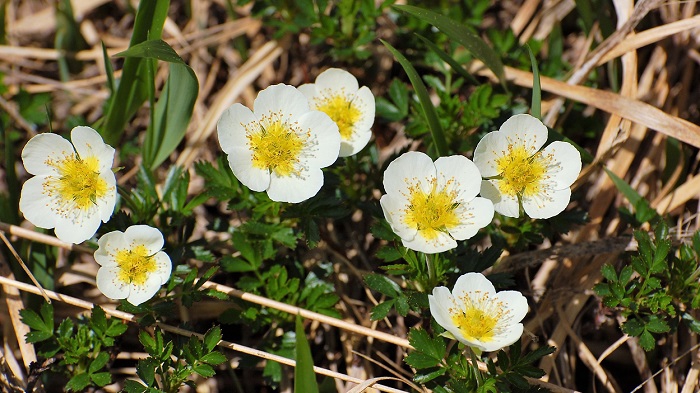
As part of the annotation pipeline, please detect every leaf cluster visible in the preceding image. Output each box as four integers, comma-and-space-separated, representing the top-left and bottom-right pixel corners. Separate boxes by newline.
20, 304, 127, 391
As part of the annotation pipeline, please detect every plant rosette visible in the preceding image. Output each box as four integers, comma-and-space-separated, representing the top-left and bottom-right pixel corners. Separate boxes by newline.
380, 151, 494, 254
94, 225, 172, 306
298, 68, 375, 157
429, 272, 528, 353
217, 83, 341, 203
473, 113, 581, 219
19, 126, 117, 244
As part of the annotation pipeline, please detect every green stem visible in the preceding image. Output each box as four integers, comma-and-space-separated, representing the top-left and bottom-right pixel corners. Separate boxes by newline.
467, 346, 484, 387
425, 253, 436, 285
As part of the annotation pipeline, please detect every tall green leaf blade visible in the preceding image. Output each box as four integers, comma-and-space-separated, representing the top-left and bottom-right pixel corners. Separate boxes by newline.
414, 33, 478, 85
526, 44, 541, 119
394, 4, 506, 88
101, 0, 169, 145
381, 39, 448, 156
294, 314, 319, 393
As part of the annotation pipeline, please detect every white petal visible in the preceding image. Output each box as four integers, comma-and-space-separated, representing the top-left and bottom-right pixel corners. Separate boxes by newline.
349, 86, 376, 134
315, 68, 359, 96
452, 273, 496, 302
21, 133, 74, 176
96, 266, 130, 300
297, 110, 341, 168
19, 177, 58, 229
71, 126, 115, 172
522, 187, 571, 219
480, 323, 523, 352
429, 288, 464, 339
151, 252, 173, 284
402, 231, 456, 254
97, 172, 117, 223
498, 114, 548, 154
540, 141, 582, 189
267, 168, 324, 203
380, 194, 417, 241
124, 225, 164, 254
434, 155, 482, 202
254, 84, 309, 121
54, 212, 101, 244
297, 83, 317, 103
473, 131, 508, 177
340, 125, 372, 157
496, 290, 529, 324
383, 151, 436, 196
447, 197, 494, 241
481, 180, 520, 218
126, 274, 163, 306
226, 147, 271, 192
217, 104, 257, 154
94, 230, 128, 267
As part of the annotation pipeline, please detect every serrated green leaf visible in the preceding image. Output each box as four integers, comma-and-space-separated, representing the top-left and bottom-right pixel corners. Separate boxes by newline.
294, 314, 320, 393
139, 330, 156, 354
91, 305, 107, 333
90, 372, 111, 387
638, 330, 655, 351
20, 309, 49, 332
65, 373, 90, 392
123, 380, 148, 393
413, 367, 447, 384
408, 329, 446, 361
600, 264, 617, 282
201, 351, 227, 366
193, 363, 216, 378
203, 326, 222, 353
364, 273, 401, 297
106, 321, 128, 337
137, 358, 157, 385
369, 300, 394, 321
621, 317, 644, 337
89, 352, 110, 374
405, 352, 441, 369
25, 330, 53, 343
646, 316, 670, 334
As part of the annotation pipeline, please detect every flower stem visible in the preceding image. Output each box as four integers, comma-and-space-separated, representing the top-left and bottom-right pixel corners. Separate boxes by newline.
467, 346, 484, 387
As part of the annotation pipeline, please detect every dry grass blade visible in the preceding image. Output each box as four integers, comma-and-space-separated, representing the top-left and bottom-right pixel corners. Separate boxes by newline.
346, 376, 404, 393
0, 232, 50, 303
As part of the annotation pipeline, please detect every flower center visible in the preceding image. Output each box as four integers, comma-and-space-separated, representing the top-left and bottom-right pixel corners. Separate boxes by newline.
496, 145, 547, 197
452, 305, 499, 342
248, 120, 305, 177
403, 180, 460, 240
316, 94, 361, 140
51, 155, 108, 210
115, 245, 157, 285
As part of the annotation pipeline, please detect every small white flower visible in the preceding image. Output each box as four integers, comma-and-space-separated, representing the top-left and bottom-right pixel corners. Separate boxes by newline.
217, 84, 341, 203
380, 151, 494, 254
94, 225, 172, 306
429, 272, 528, 352
19, 126, 117, 244
473, 114, 582, 219
298, 68, 375, 157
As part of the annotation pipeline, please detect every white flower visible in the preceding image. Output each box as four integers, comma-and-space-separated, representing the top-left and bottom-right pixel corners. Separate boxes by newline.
94, 225, 172, 306
298, 68, 375, 157
473, 114, 582, 219
19, 126, 117, 244
380, 151, 494, 254
429, 272, 528, 353
217, 84, 341, 203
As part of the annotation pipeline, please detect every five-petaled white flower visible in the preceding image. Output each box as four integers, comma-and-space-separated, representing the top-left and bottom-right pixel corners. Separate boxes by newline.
429, 272, 528, 353
473, 114, 581, 219
380, 151, 494, 254
19, 126, 117, 244
217, 84, 341, 203
299, 68, 375, 157
94, 225, 172, 306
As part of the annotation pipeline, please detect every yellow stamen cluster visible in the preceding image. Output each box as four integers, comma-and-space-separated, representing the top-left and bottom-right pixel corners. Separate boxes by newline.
316, 94, 361, 140
403, 179, 460, 240
115, 244, 157, 285
47, 155, 108, 211
248, 120, 307, 177
495, 145, 547, 197
451, 291, 506, 342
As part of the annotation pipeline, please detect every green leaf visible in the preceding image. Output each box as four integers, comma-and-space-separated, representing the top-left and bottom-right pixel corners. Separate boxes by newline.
65, 373, 90, 392
101, 0, 169, 145
193, 363, 216, 377
414, 367, 447, 384
90, 372, 111, 387
646, 316, 670, 334
621, 317, 644, 337
604, 168, 659, 222
201, 351, 227, 366
123, 380, 148, 393
203, 326, 222, 353
600, 264, 617, 282
89, 352, 110, 374
370, 300, 395, 321
394, 4, 506, 88
683, 313, 700, 334
137, 358, 157, 385
25, 330, 53, 343
364, 273, 401, 297
638, 330, 655, 351
405, 351, 441, 369
139, 330, 156, 354
415, 33, 478, 85
106, 321, 128, 337
525, 44, 541, 119
20, 308, 49, 332
294, 314, 319, 393
408, 329, 446, 361
381, 39, 448, 156
388, 78, 409, 115
91, 305, 107, 333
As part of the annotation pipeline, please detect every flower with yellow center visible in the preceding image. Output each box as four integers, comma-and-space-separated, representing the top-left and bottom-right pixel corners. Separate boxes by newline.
473, 114, 582, 219
299, 68, 375, 157
94, 225, 172, 306
429, 272, 528, 352
19, 126, 117, 244
380, 152, 494, 254
218, 84, 341, 203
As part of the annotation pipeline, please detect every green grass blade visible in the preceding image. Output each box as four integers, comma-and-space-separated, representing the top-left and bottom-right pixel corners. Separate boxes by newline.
101, 0, 169, 145
294, 314, 319, 393
394, 4, 506, 89
118, 40, 199, 170
525, 44, 541, 119
414, 33, 479, 85
102, 42, 115, 95
381, 39, 448, 156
